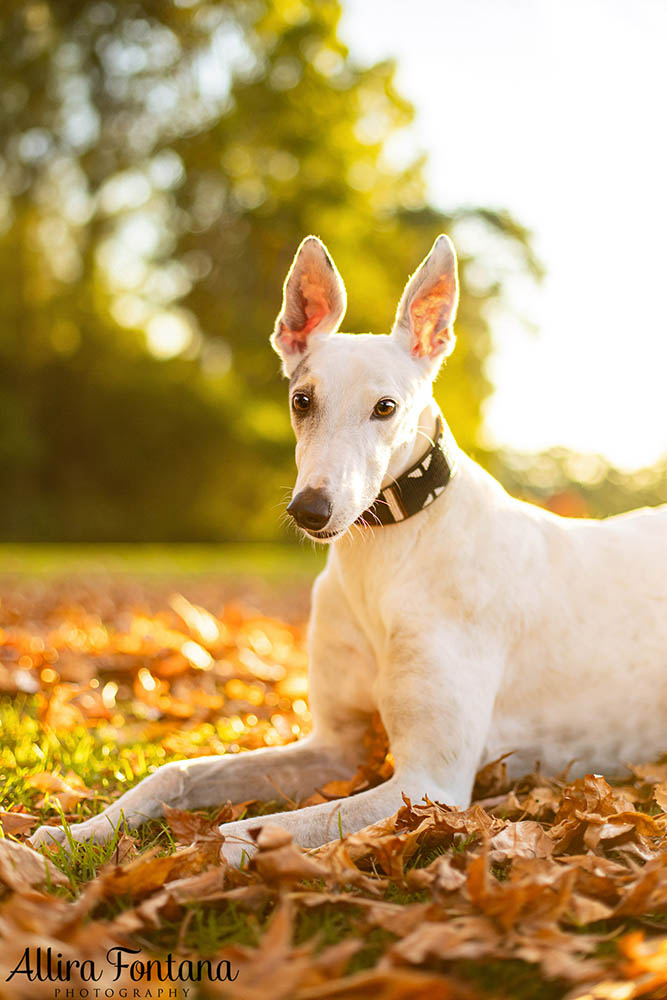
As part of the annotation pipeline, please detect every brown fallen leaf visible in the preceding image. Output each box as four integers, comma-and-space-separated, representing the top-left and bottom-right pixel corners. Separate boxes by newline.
508, 923, 605, 983
38, 682, 88, 729
567, 893, 614, 925
26, 769, 93, 812
247, 824, 332, 887
296, 967, 477, 999
473, 751, 515, 799
163, 802, 228, 844
512, 784, 562, 821
111, 867, 235, 933
0, 840, 68, 891
629, 762, 667, 785
0, 881, 104, 938
207, 899, 326, 1000
397, 798, 505, 842
550, 774, 652, 854
0, 920, 170, 997
390, 913, 501, 964
363, 899, 441, 937
0, 810, 38, 837
323, 814, 425, 879
97, 833, 139, 874
583, 810, 663, 852
253, 823, 293, 850
308, 841, 389, 895
406, 853, 467, 896
561, 853, 629, 903
466, 847, 576, 930
654, 782, 667, 813
612, 855, 667, 917
489, 821, 554, 862
101, 841, 221, 899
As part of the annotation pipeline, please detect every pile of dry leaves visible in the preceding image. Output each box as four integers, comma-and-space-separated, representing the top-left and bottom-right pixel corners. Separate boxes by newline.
1, 578, 667, 1000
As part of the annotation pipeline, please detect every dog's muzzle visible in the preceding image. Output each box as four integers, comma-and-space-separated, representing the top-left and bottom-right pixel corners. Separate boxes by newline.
287, 488, 333, 532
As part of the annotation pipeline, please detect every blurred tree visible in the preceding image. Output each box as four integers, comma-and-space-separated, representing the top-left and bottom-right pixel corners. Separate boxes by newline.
491, 449, 667, 520
0, 0, 544, 540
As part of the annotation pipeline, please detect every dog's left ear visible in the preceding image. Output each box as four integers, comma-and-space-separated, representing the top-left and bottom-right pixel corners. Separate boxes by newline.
271, 236, 346, 376
392, 234, 459, 367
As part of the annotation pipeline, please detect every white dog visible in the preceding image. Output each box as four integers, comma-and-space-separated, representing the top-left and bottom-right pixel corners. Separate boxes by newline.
32, 235, 667, 865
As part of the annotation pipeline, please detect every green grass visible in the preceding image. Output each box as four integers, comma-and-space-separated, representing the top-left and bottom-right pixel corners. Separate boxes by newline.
0, 543, 325, 578
143, 899, 276, 954
449, 960, 566, 1000
0, 695, 293, 891
406, 833, 481, 871
1, 696, 179, 816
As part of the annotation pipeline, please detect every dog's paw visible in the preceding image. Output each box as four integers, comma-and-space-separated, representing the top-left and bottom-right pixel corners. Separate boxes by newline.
220, 842, 250, 869
219, 821, 257, 869
30, 824, 69, 850
31, 817, 117, 853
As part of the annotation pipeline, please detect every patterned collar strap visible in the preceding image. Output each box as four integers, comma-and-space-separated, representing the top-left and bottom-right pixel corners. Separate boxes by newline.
356, 416, 456, 528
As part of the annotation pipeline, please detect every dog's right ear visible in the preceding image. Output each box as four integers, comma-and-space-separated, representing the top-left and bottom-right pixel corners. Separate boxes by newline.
392, 234, 459, 369
271, 236, 346, 376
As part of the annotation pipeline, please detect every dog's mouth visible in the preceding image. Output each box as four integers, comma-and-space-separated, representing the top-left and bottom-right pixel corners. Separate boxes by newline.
303, 527, 345, 541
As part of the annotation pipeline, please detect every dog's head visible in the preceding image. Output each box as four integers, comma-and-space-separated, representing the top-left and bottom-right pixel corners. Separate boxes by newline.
271, 235, 459, 542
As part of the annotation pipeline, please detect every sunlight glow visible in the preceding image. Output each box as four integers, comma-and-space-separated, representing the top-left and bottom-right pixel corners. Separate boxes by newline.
145, 311, 195, 358
181, 640, 214, 671
342, 0, 667, 470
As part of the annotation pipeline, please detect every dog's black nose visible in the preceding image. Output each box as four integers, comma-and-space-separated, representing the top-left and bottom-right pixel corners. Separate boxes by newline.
287, 488, 332, 531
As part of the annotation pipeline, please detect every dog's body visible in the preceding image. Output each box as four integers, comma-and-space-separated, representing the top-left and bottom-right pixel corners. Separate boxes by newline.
32, 236, 667, 864
317, 440, 667, 781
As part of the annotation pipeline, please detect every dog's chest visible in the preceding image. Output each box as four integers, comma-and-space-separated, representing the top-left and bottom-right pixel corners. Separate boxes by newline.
333, 531, 436, 663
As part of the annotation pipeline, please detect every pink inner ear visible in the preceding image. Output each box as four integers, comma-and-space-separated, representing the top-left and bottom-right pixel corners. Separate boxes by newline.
300, 274, 329, 334
409, 274, 455, 359
278, 273, 330, 353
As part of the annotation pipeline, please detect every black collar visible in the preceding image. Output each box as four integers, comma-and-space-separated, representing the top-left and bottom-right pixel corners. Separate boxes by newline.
356, 416, 456, 528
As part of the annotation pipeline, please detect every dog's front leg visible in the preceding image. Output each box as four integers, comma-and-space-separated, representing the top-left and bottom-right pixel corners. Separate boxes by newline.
218, 623, 505, 866
217, 774, 426, 866
378, 622, 506, 808
30, 735, 360, 850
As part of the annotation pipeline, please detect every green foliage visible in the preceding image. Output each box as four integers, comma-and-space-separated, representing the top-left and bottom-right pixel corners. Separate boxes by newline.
492, 449, 667, 519
0, 0, 541, 540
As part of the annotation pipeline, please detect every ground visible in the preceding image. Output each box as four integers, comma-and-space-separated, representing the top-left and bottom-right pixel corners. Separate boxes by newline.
1, 546, 667, 1000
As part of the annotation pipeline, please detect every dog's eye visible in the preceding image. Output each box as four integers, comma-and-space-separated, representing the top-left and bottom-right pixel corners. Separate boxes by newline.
292, 392, 311, 413
372, 398, 397, 419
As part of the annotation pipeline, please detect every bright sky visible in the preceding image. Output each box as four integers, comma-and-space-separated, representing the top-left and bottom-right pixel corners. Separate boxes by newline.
341, 0, 667, 469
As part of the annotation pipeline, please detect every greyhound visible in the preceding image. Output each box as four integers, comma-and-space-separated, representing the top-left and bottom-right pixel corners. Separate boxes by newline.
32, 235, 667, 866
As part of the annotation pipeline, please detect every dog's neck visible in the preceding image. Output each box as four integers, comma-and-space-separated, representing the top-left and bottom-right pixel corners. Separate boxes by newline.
381, 397, 455, 490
